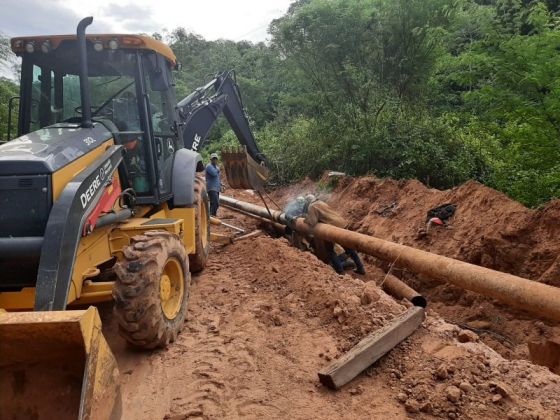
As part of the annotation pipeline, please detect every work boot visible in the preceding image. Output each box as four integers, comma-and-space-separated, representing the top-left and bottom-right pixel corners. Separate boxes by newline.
342, 260, 356, 270
354, 267, 366, 275
331, 262, 344, 274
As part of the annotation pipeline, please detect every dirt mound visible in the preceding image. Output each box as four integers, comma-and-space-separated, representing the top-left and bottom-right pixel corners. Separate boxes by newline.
112, 232, 559, 419
335, 178, 560, 284
270, 175, 560, 361
231, 237, 560, 419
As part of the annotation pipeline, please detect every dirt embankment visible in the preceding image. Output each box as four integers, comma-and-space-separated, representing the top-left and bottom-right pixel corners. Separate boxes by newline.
112, 230, 559, 419
270, 176, 560, 361
107, 180, 560, 419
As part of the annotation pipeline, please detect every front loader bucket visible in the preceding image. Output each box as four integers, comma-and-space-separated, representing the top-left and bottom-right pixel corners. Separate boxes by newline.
222, 147, 270, 191
0, 307, 120, 420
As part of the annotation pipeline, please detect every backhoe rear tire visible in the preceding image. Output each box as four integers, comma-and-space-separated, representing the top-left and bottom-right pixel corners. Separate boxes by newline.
189, 174, 210, 272
113, 231, 190, 349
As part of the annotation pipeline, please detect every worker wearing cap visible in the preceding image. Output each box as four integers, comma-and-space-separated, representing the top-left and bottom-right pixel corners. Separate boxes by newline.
206, 152, 221, 216
302, 194, 366, 275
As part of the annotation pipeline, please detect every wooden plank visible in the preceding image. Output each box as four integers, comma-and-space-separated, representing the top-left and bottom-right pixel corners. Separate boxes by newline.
318, 306, 425, 389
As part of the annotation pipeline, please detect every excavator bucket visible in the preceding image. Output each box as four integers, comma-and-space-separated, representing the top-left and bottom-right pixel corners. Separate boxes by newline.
222, 147, 270, 191
0, 307, 121, 420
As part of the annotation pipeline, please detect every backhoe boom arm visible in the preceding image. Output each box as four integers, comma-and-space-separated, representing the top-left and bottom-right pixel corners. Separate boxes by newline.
177, 70, 267, 166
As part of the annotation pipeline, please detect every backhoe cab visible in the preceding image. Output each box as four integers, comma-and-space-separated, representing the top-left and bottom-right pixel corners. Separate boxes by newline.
0, 17, 268, 419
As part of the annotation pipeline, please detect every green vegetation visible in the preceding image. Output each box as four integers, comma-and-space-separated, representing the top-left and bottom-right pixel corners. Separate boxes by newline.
0, 77, 17, 141
1, 1, 558, 206
168, 0, 560, 206
0, 35, 18, 141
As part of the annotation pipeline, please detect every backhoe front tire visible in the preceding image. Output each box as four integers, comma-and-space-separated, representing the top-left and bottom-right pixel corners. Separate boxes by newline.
113, 231, 190, 349
189, 174, 210, 272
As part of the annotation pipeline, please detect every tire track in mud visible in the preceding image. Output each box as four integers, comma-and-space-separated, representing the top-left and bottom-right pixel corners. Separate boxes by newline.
102, 195, 417, 419
111, 229, 409, 419
163, 286, 285, 419
111, 246, 270, 418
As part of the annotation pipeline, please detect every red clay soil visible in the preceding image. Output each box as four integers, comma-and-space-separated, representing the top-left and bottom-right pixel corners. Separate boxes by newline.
110, 229, 559, 419
102, 180, 560, 419
270, 176, 560, 362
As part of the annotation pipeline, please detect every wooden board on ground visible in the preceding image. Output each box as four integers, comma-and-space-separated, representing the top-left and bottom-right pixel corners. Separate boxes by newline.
318, 306, 425, 390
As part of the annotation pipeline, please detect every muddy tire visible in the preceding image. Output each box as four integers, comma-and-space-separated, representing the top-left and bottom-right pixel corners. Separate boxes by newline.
113, 231, 190, 349
189, 174, 210, 272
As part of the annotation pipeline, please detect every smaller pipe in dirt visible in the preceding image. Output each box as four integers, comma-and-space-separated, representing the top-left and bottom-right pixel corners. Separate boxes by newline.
382, 274, 427, 308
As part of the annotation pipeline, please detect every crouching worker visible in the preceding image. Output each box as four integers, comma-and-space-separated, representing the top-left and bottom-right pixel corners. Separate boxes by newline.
299, 195, 366, 275
284, 196, 310, 251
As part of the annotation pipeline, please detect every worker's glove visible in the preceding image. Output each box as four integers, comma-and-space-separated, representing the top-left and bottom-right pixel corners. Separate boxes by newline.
220, 184, 226, 193
285, 214, 296, 225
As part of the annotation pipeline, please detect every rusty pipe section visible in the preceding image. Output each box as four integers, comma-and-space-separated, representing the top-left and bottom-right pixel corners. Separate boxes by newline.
228, 208, 286, 233
220, 195, 560, 321
221, 195, 286, 223
218, 197, 285, 232
382, 274, 427, 308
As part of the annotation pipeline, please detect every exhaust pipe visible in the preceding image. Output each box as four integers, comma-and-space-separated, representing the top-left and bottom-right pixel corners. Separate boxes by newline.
77, 17, 93, 129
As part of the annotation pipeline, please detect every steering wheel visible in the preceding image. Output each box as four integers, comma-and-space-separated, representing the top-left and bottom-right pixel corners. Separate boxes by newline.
74, 105, 103, 115
74, 105, 111, 116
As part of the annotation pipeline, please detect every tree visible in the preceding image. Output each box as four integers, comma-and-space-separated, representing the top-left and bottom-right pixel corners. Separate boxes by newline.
0, 35, 19, 141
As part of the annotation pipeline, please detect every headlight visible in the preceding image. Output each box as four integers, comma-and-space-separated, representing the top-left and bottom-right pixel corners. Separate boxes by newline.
93, 41, 104, 52
41, 40, 51, 54
108, 39, 119, 50
24, 42, 35, 54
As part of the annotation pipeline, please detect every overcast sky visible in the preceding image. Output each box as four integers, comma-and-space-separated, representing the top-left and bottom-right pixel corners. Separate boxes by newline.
0, 0, 293, 42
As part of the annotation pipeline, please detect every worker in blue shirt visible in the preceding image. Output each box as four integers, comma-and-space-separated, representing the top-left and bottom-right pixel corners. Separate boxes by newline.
205, 152, 221, 216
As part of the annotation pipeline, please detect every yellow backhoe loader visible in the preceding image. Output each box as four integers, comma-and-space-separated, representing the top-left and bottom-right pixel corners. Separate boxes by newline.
0, 17, 268, 419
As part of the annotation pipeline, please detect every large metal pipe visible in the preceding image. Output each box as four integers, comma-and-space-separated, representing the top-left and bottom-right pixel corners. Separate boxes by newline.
220, 195, 560, 321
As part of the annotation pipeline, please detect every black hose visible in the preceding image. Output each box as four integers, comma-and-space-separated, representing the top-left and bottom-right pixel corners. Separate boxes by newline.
95, 208, 133, 229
